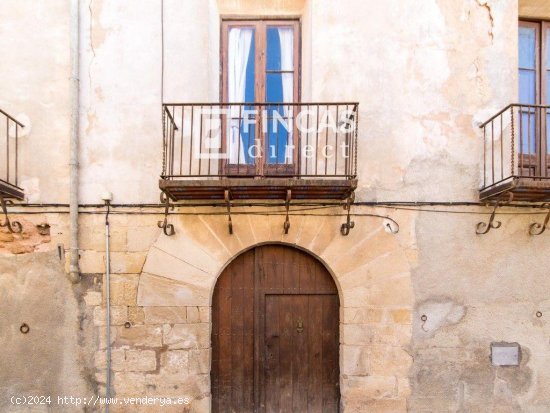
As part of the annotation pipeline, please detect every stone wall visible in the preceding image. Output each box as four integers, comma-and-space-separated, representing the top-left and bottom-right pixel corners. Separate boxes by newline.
74, 208, 415, 411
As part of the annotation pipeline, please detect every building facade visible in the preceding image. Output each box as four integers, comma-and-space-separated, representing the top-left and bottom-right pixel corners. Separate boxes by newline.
2, 0, 550, 412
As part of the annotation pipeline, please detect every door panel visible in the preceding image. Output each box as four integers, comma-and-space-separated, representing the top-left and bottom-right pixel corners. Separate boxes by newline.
264, 294, 339, 413
211, 249, 256, 413
212, 245, 340, 413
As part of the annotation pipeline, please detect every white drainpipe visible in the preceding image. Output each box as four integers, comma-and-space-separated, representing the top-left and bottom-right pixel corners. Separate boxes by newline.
69, 0, 80, 283
102, 195, 112, 411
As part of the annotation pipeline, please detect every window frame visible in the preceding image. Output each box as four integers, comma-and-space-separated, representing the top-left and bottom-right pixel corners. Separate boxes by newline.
518, 19, 550, 172
220, 18, 301, 176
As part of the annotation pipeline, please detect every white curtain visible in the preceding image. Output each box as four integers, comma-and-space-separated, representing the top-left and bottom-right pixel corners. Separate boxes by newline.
278, 28, 294, 164
228, 28, 253, 164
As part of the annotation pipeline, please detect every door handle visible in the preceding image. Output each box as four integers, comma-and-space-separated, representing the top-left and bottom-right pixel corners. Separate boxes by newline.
296, 318, 304, 333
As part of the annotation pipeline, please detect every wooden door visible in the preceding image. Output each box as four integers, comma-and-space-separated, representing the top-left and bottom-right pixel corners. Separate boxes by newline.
211, 245, 340, 413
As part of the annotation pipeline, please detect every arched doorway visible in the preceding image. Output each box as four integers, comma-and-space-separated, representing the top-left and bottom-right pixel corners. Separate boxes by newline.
211, 244, 340, 412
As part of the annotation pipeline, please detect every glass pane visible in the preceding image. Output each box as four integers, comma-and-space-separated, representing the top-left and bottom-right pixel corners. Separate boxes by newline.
519, 26, 536, 69
520, 111, 537, 154
267, 26, 294, 71
267, 72, 283, 102
265, 104, 292, 164
244, 35, 255, 102
267, 27, 282, 70
519, 69, 536, 104
227, 27, 255, 164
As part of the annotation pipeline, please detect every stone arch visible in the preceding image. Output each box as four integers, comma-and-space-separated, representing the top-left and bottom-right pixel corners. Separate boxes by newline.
136, 211, 416, 410
211, 241, 344, 305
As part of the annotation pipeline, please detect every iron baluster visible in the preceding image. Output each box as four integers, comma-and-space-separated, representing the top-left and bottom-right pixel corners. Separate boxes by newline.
157, 191, 175, 236
0, 195, 22, 234
529, 203, 550, 236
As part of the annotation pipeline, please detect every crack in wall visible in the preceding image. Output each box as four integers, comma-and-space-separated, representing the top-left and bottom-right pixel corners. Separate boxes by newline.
477, 0, 494, 42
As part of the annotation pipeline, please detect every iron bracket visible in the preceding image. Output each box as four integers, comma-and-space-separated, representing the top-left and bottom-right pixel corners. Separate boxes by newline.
476, 201, 502, 235
283, 189, 291, 234
529, 203, 550, 236
157, 191, 175, 236
340, 192, 355, 236
225, 189, 233, 235
0, 195, 22, 234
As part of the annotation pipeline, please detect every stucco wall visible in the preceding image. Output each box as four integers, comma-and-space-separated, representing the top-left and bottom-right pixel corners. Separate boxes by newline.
0, 1, 71, 203
0, 251, 92, 412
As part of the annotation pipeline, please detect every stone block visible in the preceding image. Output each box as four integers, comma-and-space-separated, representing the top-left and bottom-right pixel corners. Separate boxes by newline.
189, 349, 211, 374
144, 306, 187, 324
128, 306, 145, 324
127, 226, 160, 252
141, 247, 215, 287
137, 273, 210, 306
93, 305, 128, 326
121, 349, 157, 372
163, 323, 210, 349
145, 373, 209, 398
152, 229, 222, 275
198, 306, 210, 322
110, 252, 146, 274
94, 349, 125, 370
343, 307, 384, 324
79, 250, 105, 274
341, 345, 369, 376
98, 326, 117, 349
161, 350, 189, 373
115, 325, 163, 347
186, 306, 200, 323
113, 372, 147, 396
342, 375, 397, 400
105, 274, 139, 306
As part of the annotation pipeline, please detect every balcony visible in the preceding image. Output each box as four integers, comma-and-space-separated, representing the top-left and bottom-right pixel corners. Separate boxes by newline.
0, 109, 24, 200
160, 103, 358, 201
480, 104, 550, 202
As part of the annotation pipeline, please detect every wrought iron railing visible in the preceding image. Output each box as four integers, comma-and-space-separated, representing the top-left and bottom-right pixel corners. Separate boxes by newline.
0, 108, 24, 197
162, 102, 358, 180
480, 103, 550, 191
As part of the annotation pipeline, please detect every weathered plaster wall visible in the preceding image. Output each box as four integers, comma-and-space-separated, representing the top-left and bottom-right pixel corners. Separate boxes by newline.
410, 209, 550, 411
0, 0, 71, 203
310, 0, 517, 202
0, 251, 92, 412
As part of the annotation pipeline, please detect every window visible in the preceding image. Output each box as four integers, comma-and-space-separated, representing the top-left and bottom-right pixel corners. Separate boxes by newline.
221, 19, 300, 175
518, 19, 550, 171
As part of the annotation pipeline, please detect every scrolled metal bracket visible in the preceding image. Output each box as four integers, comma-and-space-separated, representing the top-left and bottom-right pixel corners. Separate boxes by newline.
476, 201, 502, 235
157, 191, 175, 236
283, 189, 291, 234
0, 195, 22, 234
340, 192, 355, 236
225, 189, 233, 235
529, 203, 550, 236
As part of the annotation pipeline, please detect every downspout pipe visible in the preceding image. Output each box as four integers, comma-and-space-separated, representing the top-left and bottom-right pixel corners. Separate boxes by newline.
104, 198, 112, 411
69, 0, 80, 283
